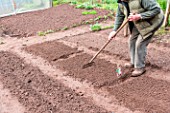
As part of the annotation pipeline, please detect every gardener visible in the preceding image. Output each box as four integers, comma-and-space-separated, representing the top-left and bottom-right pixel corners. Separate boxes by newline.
108, 0, 164, 77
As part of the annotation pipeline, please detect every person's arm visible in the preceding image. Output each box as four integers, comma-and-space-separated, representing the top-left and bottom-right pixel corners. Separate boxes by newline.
108, 4, 125, 40
113, 5, 125, 31
140, 0, 161, 19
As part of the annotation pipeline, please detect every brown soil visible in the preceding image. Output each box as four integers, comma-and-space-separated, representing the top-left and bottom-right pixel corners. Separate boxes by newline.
0, 4, 109, 37
152, 34, 170, 48
0, 6, 170, 112
24, 37, 170, 113
63, 29, 170, 71
24, 40, 132, 88
107, 76, 170, 113
0, 51, 109, 113
24, 41, 80, 62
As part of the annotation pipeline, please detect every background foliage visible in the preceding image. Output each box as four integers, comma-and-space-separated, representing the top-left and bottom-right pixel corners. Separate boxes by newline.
52, 0, 169, 25
53, 0, 167, 11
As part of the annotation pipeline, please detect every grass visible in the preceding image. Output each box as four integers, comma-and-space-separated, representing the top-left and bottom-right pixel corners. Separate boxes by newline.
82, 10, 97, 15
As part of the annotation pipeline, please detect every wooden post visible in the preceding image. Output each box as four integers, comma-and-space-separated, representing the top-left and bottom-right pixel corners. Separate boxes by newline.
163, 0, 170, 26
50, 0, 53, 7
11, 0, 16, 14
12, 0, 16, 10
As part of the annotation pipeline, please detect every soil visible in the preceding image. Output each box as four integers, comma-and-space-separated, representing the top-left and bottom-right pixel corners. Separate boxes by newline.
0, 51, 109, 113
107, 76, 170, 113
62, 29, 170, 71
0, 4, 170, 112
0, 4, 109, 37
23, 33, 170, 113
24, 40, 132, 88
24, 41, 80, 62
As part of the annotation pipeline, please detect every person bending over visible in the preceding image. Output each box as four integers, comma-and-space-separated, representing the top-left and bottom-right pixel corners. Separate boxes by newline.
108, 0, 164, 77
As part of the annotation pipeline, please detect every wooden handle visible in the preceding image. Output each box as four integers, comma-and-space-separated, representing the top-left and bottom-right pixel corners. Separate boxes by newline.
113, 19, 129, 37
89, 19, 129, 63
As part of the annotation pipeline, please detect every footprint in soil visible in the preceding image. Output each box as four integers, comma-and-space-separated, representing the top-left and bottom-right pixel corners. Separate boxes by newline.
99, 70, 133, 88
27, 79, 32, 83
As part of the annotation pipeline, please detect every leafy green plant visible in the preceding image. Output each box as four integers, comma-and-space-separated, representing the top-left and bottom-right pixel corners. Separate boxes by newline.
76, 4, 85, 9
52, 0, 118, 11
85, 21, 90, 24
62, 26, 69, 30
70, 1, 77, 5
102, 25, 114, 30
76, 2, 95, 10
90, 23, 102, 31
46, 30, 54, 34
72, 24, 78, 27
53, 0, 72, 6
94, 16, 102, 21
38, 29, 54, 36
102, 0, 117, 4
157, 0, 166, 11
82, 10, 97, 15
94, 3, 102, 8
38, 31, 46, 36
85, 5, 94, 10
103, 15, 108, 19
101, 4, 117, 11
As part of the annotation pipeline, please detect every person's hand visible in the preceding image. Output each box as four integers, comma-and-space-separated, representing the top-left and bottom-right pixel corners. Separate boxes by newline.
128, 13, 141, 21
108, 31, 116, 40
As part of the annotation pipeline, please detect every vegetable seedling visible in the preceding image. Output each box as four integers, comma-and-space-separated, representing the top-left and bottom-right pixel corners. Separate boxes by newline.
90, 23, 101, 31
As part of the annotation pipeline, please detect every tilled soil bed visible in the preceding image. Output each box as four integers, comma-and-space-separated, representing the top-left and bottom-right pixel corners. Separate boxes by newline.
63, 29, 170, 71
107, 76, 170, 113
24, 40, 131, 88
0, 51, 109, 113
0, 4, 109, 37
24, 38, 170, 113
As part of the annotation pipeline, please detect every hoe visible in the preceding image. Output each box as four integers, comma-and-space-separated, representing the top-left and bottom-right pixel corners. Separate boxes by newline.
82, 19, 129, 77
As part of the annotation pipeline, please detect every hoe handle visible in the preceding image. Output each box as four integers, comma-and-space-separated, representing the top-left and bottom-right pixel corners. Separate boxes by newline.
89, 19, 129, 63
